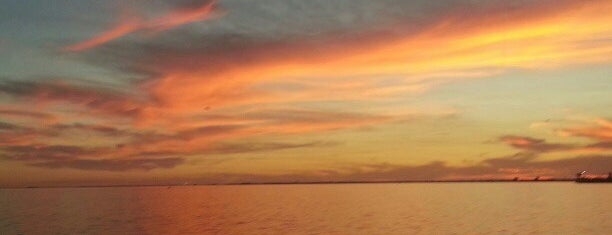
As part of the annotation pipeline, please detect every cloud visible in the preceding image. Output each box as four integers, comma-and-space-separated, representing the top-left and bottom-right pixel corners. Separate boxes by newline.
498, 135, 575, 152
0, 108, 55, 120
0, 140, 332, 171
586, 142, 612, 149
559, 118, 612, 142
0, 121, 19, 131
12, 1, 610, 129
0, 144, 183, 171
204, 127, 611, 183
63, 0, 221, 51
206, 141, 338, 155
499, 129, 612, 156
145, 0, 221, 32
503, 117, 612, 153
193, 154, 612, 183
543, 118, 612, 154
243, 109, 391, 133
63, 18, 142, 52
0, 80, 144, 118
0, 104, 380, 168
51, 123, 130, 137
1, 144, 99, 162
3, 0, 612, 178
123, 124, 246, 151
106, 109, 379, 158
28, 157, 184, 171
68, 0, 612, 128
0, 123, 42, 146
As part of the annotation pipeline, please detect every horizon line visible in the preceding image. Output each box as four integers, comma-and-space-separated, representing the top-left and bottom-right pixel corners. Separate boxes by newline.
0, 178, 579, 189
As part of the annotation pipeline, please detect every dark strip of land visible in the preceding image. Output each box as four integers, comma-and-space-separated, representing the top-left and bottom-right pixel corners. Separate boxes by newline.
0, 178, 579, 189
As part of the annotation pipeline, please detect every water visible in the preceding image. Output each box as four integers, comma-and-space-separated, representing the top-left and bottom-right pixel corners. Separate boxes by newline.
1, 183, 610, 234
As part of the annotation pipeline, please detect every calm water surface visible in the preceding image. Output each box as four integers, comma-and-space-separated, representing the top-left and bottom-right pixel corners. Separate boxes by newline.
1, 183, 610, 234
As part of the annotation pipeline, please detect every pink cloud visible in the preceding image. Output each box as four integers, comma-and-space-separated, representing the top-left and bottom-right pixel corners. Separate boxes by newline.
63, 0, 220, 52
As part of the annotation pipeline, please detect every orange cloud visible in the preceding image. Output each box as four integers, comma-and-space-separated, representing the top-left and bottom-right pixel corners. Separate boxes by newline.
3, 0, 612, 179
499, 135, 575, 152
129, 0, 612, 129
108, 109, 389, 159
21, 1, 612, 130
12, 0, 610, 157
63, 0, 220, 52
63, 18, 141, 52
0, 108, 55, 121
499, 118, 612, 157
559, 118, 612, 142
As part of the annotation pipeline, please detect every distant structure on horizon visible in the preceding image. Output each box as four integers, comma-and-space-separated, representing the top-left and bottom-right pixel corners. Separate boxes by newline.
575, 171, 612, 183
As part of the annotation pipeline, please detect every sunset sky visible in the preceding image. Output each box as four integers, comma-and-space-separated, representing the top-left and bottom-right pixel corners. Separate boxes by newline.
0, 0, 610, 187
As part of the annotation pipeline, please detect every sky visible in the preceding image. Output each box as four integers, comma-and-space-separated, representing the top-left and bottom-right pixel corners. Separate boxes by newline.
0, 0, 610, 187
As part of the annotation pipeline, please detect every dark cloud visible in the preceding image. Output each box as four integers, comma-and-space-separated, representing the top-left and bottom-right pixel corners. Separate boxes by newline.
168, 0, 219, 9
246, 109, 388, 125
0, 121, 137, 146
1, 144, 99, 162
0, 109, 54, 120
207, 141, 338, 154
79, 30, 367, 79
1, 144, 184, 171
51, 123, 128, 137
122, 109, 382, 147
0, 122, 136, 147
175, 125, 244, 140
0, 80, 145, 118
0, 121, 19, 131
0, 124, 41, 146
125, 124, 245, 147
28, 157, 184, 171
586, 142, 612, 149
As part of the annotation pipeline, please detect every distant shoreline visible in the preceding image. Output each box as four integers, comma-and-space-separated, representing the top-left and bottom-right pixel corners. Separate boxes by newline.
0, 179, 580, 189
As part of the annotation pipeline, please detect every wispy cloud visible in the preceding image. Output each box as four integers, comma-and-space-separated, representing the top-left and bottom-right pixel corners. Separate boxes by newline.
559, 118, 612, 142
63, 0, 220, 52
29, 157, 184, 172
498, 135, 575, 153
0, 80, 144, 118
205, 141, 338, 155
63, 18, 142, 52
85, 0, 612, 128
0, 108, 55, 120
500, 118, 612, 155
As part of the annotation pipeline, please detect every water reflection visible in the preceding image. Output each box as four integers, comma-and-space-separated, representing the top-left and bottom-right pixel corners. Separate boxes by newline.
1, 183, 610, 234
